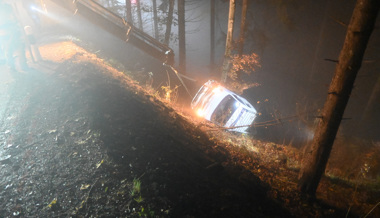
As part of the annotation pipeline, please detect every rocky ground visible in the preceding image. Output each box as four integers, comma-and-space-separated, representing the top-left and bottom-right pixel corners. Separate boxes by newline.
0, 40, 379, 217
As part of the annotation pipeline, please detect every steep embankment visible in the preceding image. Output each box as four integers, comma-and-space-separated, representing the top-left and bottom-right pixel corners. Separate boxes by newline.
0, 41, 291, 217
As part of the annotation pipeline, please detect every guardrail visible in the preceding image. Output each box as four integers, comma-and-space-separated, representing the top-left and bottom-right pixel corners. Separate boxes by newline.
52, 0, 175, 65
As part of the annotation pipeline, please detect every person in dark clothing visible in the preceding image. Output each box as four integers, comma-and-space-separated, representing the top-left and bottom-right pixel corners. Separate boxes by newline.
0, 0, 28, 72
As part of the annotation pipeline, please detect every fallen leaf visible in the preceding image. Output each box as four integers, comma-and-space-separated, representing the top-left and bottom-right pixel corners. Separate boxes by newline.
48, 130, 57, 134
96, 159, 104, 168
80, 184, 90, 190
48, 198, 57, 208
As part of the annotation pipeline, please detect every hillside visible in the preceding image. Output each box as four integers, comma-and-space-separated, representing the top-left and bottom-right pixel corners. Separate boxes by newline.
0, 41, 378, 217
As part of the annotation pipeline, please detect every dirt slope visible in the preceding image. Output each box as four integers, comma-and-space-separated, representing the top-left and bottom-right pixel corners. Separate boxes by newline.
2, 40, 378, 217
0, 43, 292, 217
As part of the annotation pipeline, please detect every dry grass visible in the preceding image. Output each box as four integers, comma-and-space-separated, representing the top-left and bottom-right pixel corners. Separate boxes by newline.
39, 41, 87, 63
327, 137, 380, 186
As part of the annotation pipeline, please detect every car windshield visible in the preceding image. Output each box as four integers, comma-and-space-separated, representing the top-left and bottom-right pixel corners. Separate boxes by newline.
195, 86, 215, 109
210, 95, 235, 126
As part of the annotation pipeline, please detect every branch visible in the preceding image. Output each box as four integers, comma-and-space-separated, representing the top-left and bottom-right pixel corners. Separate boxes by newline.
324, 58, 339, 63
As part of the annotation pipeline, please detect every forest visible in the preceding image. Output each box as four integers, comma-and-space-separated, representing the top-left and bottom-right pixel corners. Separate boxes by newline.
0, 0, 379, 217
56, 0, 380, 204
95, 0, 380, 144
92, 0, 380, 210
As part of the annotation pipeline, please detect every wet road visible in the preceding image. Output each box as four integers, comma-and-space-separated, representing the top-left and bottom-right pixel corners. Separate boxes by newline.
0, 65, 13, 160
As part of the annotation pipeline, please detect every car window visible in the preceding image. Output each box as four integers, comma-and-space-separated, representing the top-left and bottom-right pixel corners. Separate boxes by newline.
233, 94, 251, 108
210, 95, 235, 126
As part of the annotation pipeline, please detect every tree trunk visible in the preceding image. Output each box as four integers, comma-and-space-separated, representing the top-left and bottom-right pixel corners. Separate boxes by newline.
178, 0, 186, 74
210, 0, 215, 76
164, 0, 175, 45
309, 0, 330, 81
298, 0, 380, 197
125, 0, 133, 25
359, 74, 380, 138
136, 0, 143, 30
238, 0, 248, 57
221, 0, 236, 84
152, 0, 159, 40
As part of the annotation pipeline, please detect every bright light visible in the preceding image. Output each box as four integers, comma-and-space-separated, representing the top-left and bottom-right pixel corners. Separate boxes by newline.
212, 86, 221, 93
196, 108, 204, 117
29, 4, 46, 14
165, 91, 170, 101
235, 102, 240, 108
131, 0, 137, 4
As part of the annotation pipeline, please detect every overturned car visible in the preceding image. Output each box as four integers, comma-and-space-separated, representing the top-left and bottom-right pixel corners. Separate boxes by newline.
191, 80, 257, 133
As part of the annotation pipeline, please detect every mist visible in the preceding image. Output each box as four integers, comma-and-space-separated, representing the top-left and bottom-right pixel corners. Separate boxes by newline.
42, 0, 380, 146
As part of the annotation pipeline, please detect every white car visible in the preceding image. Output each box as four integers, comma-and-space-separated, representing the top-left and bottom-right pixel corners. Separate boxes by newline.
191, 80, 257, 133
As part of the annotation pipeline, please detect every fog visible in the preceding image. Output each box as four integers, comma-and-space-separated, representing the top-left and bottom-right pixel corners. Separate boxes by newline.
41, 0, 380, 146
106, 0, 380, 146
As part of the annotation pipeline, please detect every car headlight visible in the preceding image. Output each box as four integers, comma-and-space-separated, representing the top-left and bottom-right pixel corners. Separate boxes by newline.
196, 108, 205, 117
212, 86, 221, 94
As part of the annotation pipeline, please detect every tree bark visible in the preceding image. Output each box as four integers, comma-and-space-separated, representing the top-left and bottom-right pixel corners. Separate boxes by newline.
221, 0, 236, 83
210, 0, 215, 76
152, 0, 159, 40
136, 0, 143, 30
125, 0, 133, 25
178, 0, 186, 74
309, 0, 330, 81
238, 0, 248, 57
298, 0, 380, 197
164, 0, 174, 45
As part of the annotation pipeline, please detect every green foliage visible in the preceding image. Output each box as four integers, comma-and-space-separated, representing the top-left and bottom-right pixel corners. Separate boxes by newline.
134, 195, 144, 203
130, 178, 142, 197
138, 206, 155, 217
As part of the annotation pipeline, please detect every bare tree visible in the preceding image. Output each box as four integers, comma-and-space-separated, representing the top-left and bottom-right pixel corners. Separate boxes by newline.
178, 0, 186, 74
238, 0, 248, 57
125, 0, 133, 25
164, 0, 175, 45
136, 0, 143, 30
210, 0, 215, 76
298, 0, 380, 197
221, 0, 236, 83
152, 0, 159, 40
309, 0, 331, 81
